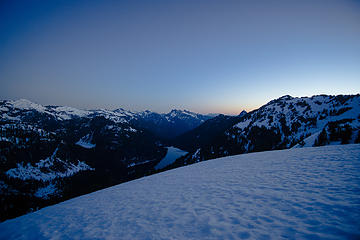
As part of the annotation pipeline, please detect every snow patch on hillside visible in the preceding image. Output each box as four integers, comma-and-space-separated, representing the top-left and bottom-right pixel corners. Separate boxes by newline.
234, 118, 251, 129
34, 183, 58, 199
231, 95, 360, 149
94, 109, 130, 124
8, 99, 47, 113
292, 131, 321, 148
51, 106, 90, 120
6, 148, 94, 181
76, 134, 96, 149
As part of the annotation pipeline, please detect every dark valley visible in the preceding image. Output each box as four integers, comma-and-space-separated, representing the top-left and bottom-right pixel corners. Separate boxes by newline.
1, 94, 359, 221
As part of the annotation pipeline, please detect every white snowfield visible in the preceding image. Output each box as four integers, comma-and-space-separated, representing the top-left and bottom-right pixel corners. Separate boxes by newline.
1, 144, 360, 239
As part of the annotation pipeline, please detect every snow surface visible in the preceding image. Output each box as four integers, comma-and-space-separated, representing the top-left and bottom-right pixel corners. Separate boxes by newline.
232, 95, 360, 149
50, 106, 90, 120
1, 144, 360, 239
6, 148, 94, 182
93, 109, 131, 124
127, 160, 151, 168
76, 134, 96, 149
7, 99, 47, 113
192, 148, 201, 162
34, 183, 58, 199
292, 131, 321, 148
126, 127, 137, 133
1, 99, 211, 129
167, 109, 202, 120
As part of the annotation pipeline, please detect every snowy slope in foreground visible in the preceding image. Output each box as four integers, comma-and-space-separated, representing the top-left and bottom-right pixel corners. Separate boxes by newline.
1, 145, 360, 239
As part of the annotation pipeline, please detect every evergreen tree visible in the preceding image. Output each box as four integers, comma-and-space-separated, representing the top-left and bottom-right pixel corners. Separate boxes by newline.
355, 130, 360, 144
340, 125, 352, 144
314, 128, 328, 146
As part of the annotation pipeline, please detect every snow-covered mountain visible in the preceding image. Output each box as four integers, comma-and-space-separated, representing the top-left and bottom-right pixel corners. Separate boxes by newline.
174, 94, 360, 162
0, 99, 211, 139
174, 114, 244, 151
135, 109, 212, 139
1, 144, 359, 239
1, 94, 359, 222
1, 99, 91, 121
0, 99, 213, 221
0, 99, 164, 221
230, 94, 360, 149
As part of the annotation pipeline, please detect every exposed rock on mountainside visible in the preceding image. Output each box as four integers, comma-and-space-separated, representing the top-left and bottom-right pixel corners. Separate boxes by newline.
1, 94, 359, 221
174, 94, 360, 162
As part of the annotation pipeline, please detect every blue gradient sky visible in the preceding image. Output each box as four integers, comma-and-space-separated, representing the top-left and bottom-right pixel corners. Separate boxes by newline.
1, 0, 359, 114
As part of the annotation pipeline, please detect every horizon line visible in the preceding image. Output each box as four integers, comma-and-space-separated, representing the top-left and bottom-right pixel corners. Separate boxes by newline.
1, 92, 359, 116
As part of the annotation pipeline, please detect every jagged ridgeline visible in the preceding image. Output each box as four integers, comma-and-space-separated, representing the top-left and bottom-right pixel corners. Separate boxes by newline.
173, 94, 360, 163
1, 94, 359, 221
0, 99, 211, 221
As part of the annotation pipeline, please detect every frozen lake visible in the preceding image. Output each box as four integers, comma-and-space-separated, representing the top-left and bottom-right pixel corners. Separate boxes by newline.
154, 146, 188, 170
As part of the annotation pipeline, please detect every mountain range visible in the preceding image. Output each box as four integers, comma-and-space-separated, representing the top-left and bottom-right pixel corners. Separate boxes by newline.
0, 99, 213, 220
1, 94, 359, 221
171, 94, 360, 165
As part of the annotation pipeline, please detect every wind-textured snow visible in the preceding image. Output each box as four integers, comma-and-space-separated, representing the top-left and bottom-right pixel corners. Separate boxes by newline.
1, 144, 360, 239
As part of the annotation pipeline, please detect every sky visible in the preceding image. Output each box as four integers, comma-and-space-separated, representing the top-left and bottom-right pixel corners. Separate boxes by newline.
0, 0, 359, 114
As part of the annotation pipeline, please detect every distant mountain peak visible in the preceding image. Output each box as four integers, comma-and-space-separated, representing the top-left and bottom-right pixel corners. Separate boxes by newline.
239, 110, 247, 117
174, 93, 360, 159
278, 95, 293, 100
167, 109, 198, 119
8, 98, 47, 112
169, 109, 186, 114
113, 107, 127, 113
